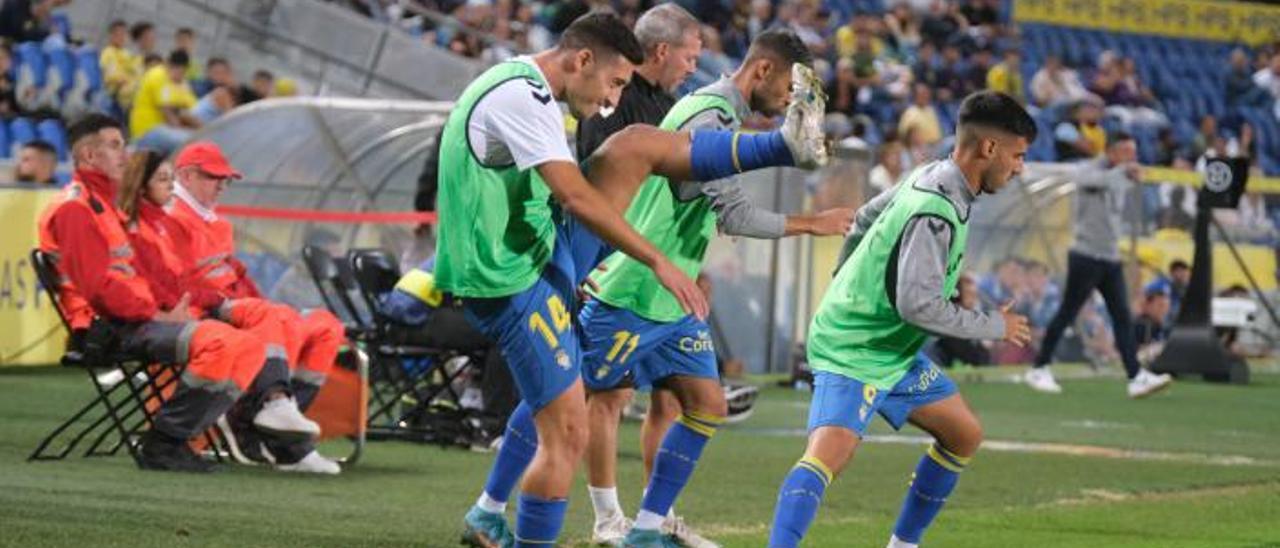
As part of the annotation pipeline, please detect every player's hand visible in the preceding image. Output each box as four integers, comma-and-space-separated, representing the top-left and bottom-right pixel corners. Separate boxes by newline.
652, 258, 708, 320
810, 208, 857, 236
154, 294, 195, 323
1000, 300, 1032, 347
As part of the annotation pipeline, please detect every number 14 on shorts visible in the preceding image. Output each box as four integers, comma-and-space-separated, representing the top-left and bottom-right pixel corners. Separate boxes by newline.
529, 295, 572, 349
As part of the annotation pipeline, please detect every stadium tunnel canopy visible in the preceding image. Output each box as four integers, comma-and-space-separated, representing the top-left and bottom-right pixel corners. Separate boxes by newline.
194, 97, 449, 263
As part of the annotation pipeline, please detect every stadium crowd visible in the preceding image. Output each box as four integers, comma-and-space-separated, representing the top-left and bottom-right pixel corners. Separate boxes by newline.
1, 2, 299, 185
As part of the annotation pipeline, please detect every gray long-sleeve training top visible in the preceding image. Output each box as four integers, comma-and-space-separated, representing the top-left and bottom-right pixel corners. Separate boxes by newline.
836, 160, 1006, 340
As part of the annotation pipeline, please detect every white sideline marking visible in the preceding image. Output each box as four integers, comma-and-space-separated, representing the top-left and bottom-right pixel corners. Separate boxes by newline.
748, 429, 1278, 467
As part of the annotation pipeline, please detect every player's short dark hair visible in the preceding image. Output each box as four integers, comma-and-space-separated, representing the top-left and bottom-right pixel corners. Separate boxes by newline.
253, 69, 274, 81
167, 49, 189, 67
957, 91, 1037, 141
207, 57, 229, 69
22, 139, 57, 157
108, 20, 127, 32
176, 27, 195, 37
129, 22, 154, 41
67, 114, 124, 150
745, 28, 813, 68
559, 11, 645, 66
1170, 259, 1190, 272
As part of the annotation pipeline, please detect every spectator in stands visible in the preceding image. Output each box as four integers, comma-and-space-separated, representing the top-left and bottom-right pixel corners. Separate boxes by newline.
1133, 285, 1171, 364
1189, 114, 1217, 159
251, 70, 275, 100
902, 125, 934, 167
0, 45, 20, 119
898, 82, 943, 146
1030, 55, 1094, 109
986, 48, 1024, 104
1157, 185, 1196, 232
834, 13, 885, 60
926, 274, 993, 367
131, 22, 158, 63
961, 0, 1001, 31
1079, 296, 1120, 363
1145, 259, 1190, 324
963, 45, 994, 96
1253, 52, 1280, 101
978, 257, 1026, 310
191, 58, 261, 124
130, 50, 201, 155
913, 41, 941, 89
868, 138, 905, 193
1153, 126, 1181, 166
101, 20, 143, 109
1024, 260, 1061, 333
1054, 100, 1105, 161
0, 0, 61, 44
174, 27, 202, 82
274, 77, 298, 97
919, 0, 968, 49
1227, 48, 1272, 108
1092, 53, 1166, 128
789, 3, 831, 57
935, 42, 967, 101
15, 140, 57, 185
883, 4, 921, 54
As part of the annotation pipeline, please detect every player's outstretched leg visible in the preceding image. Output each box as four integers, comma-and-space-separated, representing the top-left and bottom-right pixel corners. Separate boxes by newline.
888, 395, 984, 548
462, 402, 538, 548
624, 376, 726, 547
585, 64, 828, 213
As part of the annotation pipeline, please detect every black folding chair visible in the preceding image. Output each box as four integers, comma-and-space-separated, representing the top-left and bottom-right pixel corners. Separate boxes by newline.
27, 249, 223, 464
347, 248, 488, 446
302, 245, 373, 337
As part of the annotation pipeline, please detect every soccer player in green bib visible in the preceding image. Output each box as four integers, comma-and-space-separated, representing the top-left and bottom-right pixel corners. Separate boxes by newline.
440, 12, 828, 548
767, 91, 1036, 548
578, 30, 856, 547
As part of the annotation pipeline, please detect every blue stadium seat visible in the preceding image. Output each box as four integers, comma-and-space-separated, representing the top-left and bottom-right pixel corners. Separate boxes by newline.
51, 12, 71, 39
16, 42, 47, 88
46, 47, 74, 95
0, 122, 9, 159
8, 117, 36, 157
36, 120, 67, 161
75, 47, 102, 91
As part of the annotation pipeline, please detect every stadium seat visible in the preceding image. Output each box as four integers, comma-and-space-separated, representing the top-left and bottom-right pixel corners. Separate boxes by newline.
9, 117, 36, 158
36, 120, 67, 161
0, 123, 8, 160
14, 42, 47, 111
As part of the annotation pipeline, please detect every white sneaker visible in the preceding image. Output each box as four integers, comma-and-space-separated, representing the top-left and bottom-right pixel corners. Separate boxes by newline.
886, 534, 918, 548
1024, 367, 1063, 394
592, 513, 632, 546
662, 514, 719, 548
781, 63, 828, 169
275, 450, 341, 475
253, 396, 321, 439
1127, 369, 1172, 399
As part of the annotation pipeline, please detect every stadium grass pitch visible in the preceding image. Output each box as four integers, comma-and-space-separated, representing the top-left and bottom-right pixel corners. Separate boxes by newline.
2, 364, 1278, 547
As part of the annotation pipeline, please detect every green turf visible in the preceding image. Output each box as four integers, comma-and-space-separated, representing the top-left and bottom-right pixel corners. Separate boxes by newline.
1, 366, 1279, 547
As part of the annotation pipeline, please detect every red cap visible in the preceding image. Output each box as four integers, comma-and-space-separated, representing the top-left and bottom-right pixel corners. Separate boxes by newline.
174, 141, 243, 179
